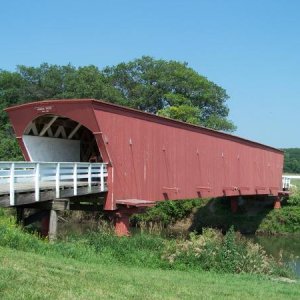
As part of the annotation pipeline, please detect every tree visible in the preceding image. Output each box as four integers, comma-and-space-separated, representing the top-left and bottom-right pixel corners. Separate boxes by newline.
0, 129, 23, 161
103, 56, 236, 132
15, 63, 123, 102
158, 104, 201, 125
282, 148, 300, 173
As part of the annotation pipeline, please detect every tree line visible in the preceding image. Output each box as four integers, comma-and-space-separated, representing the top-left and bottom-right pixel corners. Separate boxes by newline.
0, 56, 235, 160
282, 148, 300, 174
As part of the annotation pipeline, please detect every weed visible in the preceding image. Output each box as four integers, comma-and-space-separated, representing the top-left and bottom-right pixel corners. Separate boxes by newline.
287, 191, 300, 206
162, 226, 293, 277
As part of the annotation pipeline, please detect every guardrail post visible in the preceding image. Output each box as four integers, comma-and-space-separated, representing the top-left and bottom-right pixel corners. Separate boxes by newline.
282, 176, 291, 190
35, 163, 40, 201
73, 163, 77, 196
100, 164, 104, 192
88, 163, 92, 193
56, 163, 60, 198
9, 163, 15, 205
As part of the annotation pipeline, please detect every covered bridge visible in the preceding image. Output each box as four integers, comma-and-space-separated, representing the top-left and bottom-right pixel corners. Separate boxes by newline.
4, 99, 284, 235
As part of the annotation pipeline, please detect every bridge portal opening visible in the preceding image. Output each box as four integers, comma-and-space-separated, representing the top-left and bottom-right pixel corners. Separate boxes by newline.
22, 114, 101, 162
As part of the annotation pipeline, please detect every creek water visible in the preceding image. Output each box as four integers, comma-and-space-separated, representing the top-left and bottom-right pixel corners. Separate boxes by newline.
248, 235, 300, 277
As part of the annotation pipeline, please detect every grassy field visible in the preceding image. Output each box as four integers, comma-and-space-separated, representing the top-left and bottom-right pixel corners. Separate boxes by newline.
291, 178, 300, 189
0, 246, 300, 300
1, 207, 300, 299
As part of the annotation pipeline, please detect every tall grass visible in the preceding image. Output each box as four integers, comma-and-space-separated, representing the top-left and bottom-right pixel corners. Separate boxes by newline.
287, 190, 300, 206
162, 227, 290, 277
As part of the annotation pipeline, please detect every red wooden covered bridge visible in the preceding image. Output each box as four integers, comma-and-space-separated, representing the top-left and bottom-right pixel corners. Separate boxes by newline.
1, 99, 284, 236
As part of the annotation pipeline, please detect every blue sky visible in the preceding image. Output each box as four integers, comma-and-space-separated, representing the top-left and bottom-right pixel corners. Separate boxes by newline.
1, 0, 300, 148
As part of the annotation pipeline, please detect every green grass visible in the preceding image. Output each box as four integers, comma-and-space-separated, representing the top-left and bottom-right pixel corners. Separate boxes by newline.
0, 246, 300, 300
0, 208, 299, 299
290, 178, 300, 189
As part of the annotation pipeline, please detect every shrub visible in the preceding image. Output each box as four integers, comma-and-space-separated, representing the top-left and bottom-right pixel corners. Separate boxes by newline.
162, 226, 291, 277
132, 199, 204, 226
287, 191, 300, 206
258, 206, 300, 234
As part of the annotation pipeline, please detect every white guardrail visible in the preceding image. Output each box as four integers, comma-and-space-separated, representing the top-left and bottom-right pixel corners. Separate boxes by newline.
282, 175, 300, 190
282, 176, 291, 190
0, 162, 108, 205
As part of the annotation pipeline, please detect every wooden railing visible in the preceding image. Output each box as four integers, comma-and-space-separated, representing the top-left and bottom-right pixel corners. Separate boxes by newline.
0, 162, 108, 205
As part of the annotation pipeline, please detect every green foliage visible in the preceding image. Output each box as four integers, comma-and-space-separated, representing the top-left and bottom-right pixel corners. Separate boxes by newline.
0, 129, 23, 161
132, 199, 204, 226
103, 56, 235, 131
287, 192, 300, 206
205, 114, 237, 132
283, 148, 300, 174
84, 232, 167, 269
257, 206, 300, 235
0, 208, 291, 277
220, 226, 240, 273
14, 63, 123, 102
0, 209, 46, 252
162, 227, 291, 277
158, 104, 201, 125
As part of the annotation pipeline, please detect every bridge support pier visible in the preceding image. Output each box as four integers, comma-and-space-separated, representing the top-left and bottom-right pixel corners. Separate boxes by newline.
112, 207, 141, 236
48, 210, 58, 241
114, 212, 130, 236
274, 196, 281, 209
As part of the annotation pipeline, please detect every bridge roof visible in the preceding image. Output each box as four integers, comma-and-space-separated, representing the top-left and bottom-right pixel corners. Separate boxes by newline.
5, 98, 282, 154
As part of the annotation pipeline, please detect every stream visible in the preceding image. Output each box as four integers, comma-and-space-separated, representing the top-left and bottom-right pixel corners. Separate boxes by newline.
250, 235, 300, 276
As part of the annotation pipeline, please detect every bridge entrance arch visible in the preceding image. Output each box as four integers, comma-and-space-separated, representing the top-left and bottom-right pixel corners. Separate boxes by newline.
22, 114, 102, 163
